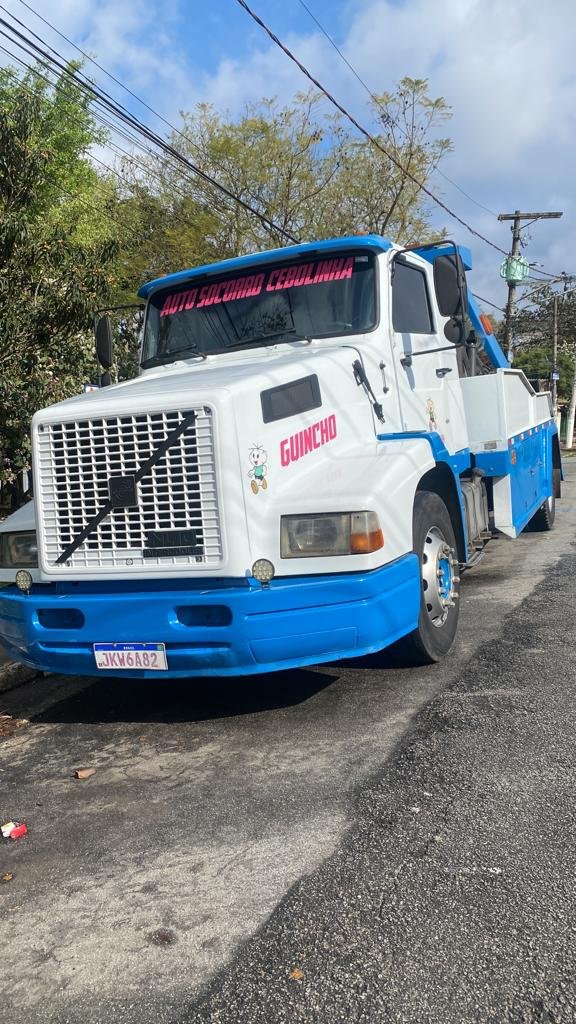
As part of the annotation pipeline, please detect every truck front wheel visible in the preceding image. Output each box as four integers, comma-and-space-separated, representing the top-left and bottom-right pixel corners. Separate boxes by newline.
398, 490, 461, 664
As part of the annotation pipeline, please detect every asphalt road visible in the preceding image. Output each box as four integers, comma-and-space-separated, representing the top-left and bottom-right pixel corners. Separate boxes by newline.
1, 463, 576, 1023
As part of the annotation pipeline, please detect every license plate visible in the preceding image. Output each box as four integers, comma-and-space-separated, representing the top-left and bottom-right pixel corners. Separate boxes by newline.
93, 642, 168, 671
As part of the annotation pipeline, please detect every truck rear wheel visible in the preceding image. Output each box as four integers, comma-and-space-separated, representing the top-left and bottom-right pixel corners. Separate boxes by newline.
397, 491, 461, 664
526, 467, 560, 532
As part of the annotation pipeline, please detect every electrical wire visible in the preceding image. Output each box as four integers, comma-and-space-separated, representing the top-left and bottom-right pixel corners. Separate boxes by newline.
11, 0, 272, 221
0, 41, 528, 317
471, 293, 505, 314
11, 0, 570, 287
242, 0, 573, 286
236, 0, 508, 255
8, 3, 312, 232
4, 0, 570, 296
0, 45, 237, 260
14, 0, 213, 164
0, 36, 268, 270
0, 11, 301, 243
297, 0, 498, 220
0, 37, 283, 260
0, 48, 204, 262
11, 0, 355, 234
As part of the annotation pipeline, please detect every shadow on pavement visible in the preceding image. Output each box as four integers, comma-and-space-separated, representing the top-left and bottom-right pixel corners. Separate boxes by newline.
29, 666, 340, 726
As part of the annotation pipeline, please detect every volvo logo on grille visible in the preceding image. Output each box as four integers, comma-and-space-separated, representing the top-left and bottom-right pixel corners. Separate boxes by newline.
144, 529, 203, 559
108, 475, 138, 508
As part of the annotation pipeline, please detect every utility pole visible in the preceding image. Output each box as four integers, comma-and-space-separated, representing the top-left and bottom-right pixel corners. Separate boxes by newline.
554, 276, 576, 447
498, 210, 563, 358
552, 293, 559, 416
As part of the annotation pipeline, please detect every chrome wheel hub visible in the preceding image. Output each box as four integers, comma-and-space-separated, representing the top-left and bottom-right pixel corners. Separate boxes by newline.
421, 526, 459, 627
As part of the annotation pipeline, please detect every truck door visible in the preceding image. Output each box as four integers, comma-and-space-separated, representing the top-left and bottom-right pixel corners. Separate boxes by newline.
391, 257, 468, 454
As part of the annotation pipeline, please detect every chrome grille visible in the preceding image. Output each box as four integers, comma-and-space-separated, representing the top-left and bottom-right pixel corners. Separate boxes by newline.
36, 407, 222, 570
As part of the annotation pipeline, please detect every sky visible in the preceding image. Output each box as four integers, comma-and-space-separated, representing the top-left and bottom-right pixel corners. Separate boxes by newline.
4, 0, 576, 314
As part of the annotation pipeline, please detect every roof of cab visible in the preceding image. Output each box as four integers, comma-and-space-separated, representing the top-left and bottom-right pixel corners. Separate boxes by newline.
137, 234, 393, 299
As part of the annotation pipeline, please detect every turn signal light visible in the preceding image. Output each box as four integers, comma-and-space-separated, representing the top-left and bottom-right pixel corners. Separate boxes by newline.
350, 512, 384, 553
350, 530, 384, 554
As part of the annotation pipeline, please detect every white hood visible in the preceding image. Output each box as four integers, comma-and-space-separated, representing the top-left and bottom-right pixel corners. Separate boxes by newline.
29, 339, 380, 581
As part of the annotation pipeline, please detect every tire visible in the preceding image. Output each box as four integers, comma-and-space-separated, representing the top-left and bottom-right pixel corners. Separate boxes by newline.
395, 491, 461, 665
526, 467, 560, 532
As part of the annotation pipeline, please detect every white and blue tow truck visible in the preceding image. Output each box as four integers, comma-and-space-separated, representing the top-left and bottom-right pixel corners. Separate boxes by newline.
0, 235, 561, 676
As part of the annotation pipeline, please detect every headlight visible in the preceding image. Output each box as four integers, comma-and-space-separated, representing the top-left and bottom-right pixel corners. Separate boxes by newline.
0, 531, 38, 568
280, 512, 383, 558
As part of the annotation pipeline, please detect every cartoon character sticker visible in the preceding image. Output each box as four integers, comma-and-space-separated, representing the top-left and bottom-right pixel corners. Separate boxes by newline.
426, 398, 437, 433
248, 445, 268, 494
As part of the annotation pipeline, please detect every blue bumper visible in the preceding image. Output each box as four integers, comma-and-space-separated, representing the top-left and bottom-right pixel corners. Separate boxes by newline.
0, 555, 420, 678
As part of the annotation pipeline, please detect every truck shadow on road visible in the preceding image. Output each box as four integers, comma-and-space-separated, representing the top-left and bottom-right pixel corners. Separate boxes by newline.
28, 666, 341, 726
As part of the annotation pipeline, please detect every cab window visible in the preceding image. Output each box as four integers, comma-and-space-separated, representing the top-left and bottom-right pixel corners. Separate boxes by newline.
392, 262, 434, 334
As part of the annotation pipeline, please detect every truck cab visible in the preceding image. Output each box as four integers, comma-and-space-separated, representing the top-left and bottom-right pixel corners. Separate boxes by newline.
0, 235, 561, 677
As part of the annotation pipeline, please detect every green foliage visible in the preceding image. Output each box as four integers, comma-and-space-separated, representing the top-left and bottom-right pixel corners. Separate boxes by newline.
512, 347, 574, 402
512, 287, 576, 403
118, 79, 452, 285
0, 64, 118, 498
0, 66, 454, 506
326, 78, 452, 243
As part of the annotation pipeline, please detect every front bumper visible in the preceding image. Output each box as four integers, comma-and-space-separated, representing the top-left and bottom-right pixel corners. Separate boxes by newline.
0, 555, 420, 678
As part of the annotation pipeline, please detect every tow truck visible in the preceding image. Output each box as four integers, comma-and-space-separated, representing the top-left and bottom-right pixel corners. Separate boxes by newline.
0, 235, 561, 676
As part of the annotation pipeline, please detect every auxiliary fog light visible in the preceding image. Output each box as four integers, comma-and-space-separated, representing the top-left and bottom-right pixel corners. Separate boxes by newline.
15, 569, 33, 593
252, 558, 275, 584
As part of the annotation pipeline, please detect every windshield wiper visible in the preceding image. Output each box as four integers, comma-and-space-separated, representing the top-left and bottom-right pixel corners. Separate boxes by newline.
223, 331, 312, 352
142, 346, 207, 369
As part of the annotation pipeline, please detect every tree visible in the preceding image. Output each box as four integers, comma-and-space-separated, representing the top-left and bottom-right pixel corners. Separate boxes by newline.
119, 79, 452, 282
0, 65, 118, 507
512, 286, 576, 444
512, 346, 574, 401
324, 78, 452, 243
0, 68, 455, 508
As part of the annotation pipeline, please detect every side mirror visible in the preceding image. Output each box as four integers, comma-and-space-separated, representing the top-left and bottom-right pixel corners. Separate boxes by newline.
443, 318, 465, 345
95, 315, 114, 370
434, 251, 468, 322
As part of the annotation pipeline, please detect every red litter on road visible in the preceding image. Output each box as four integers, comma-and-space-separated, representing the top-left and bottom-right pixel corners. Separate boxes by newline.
1, 821, 28, 840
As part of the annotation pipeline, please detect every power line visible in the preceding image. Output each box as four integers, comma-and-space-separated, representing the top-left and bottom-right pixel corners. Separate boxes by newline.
297, 0, 498, 220
19, 0, 354, 235
12, 0, 266, 199
0, 48, 207, 255
14, 0, 192, 142
6, 0, 569, 300
15, 0, 502, 249
0, 33, 265, 264
0, 44, 248, 267
241, 0, 572, 286
236, 0, 508, 255
10, 0, 569, 289
0, 35, 279, 250
528, 265, 566, 280
8, 1, 308, 231
1, 5, 352, 257
0, 39, 527, 319
0, 10, 301, 243
471, 293, 505, 314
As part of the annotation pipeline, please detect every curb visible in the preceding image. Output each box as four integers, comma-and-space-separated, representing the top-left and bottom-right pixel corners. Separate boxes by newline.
0, 660, 40, 696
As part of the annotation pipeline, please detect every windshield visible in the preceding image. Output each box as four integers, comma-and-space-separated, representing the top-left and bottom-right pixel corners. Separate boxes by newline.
141, 250, 377, 367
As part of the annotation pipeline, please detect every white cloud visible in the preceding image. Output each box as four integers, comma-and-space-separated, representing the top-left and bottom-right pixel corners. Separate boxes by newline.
4, 0, 574, 305
4, 0, 193, 123
193, 0, 576, 305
